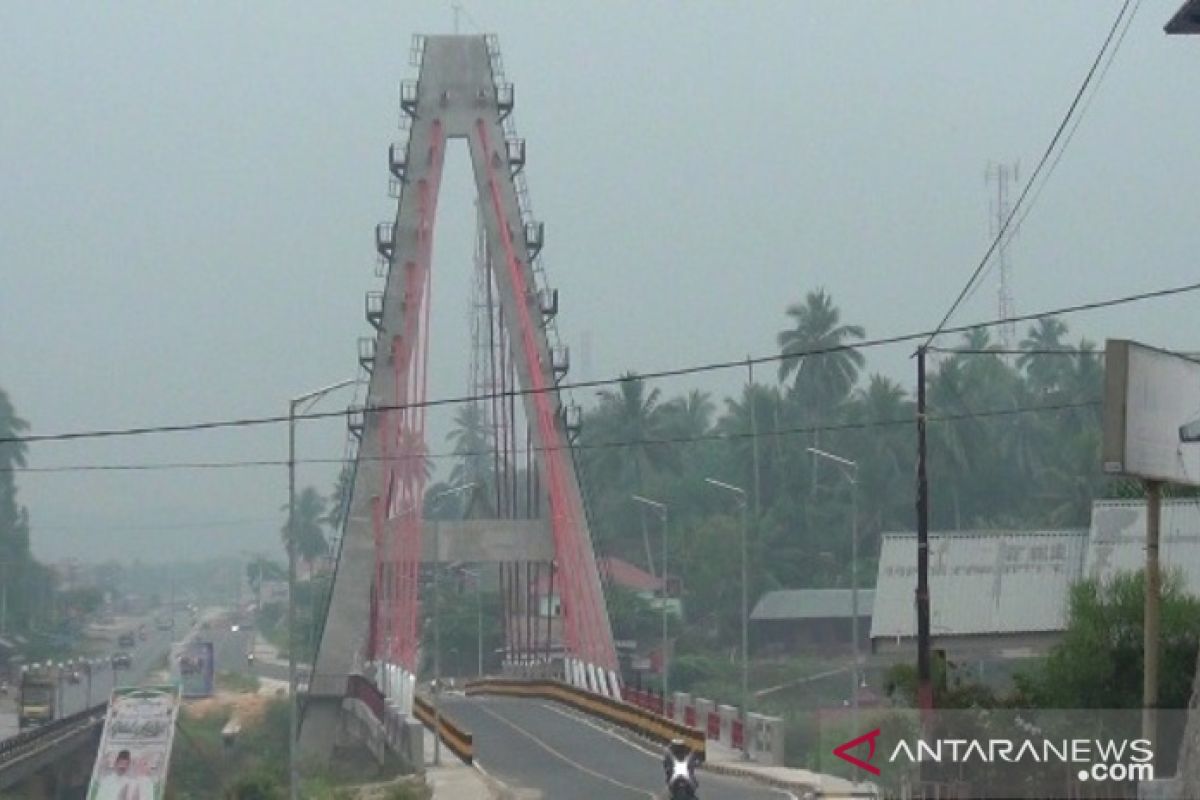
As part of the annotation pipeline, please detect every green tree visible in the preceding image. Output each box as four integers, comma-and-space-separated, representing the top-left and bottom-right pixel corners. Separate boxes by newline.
585, 374, 679, 574
843, 374, 914, 553
322, 464, 354, 531
714, 383, 794, 516
281, 487, 328, 569
0, 388, 39, 634
777, 288, 865, 419
1015, 571, 1200, 709
445, 401, 495, 517
661, 389, 715, 440
1017, 316, 1070, 396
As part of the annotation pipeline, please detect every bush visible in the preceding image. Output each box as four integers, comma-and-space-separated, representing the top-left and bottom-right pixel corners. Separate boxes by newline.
224, 770, 284, 800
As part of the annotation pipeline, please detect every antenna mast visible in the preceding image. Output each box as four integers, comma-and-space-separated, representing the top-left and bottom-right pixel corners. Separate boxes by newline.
986, 161, 1020, 349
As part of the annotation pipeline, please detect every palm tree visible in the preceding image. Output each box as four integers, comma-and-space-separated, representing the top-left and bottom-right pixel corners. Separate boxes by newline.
588, 374, 679, 484
844, 375, 914, 549
715, 383, 784, 513
777, 289, 866, 418
0, 388, 28, 473
587, 374, 678, 574
445, 402, 496, 516
282, 487, 329, 571
1018, 317, 1070, 395
927, 357, 987, 528
323, 464, 354, 531
661, 389, 715, 440
0, 388, 31, 633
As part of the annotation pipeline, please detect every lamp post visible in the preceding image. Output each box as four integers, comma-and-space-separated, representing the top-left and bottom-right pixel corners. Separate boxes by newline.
428, 482, 475, 767
704, 477, 750, 760
462, 568, 484, 678
807, 447, 860, 730
288, 378, 355, 800
632, 495, 670, 700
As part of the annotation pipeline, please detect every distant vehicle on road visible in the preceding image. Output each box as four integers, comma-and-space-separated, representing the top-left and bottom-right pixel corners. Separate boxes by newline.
19, 666, 56, 728
117, 632, 135, 648
111, 652, 133, 670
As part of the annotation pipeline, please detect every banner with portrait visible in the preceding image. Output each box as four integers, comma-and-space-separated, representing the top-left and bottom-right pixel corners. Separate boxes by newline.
87, 685, 180, 800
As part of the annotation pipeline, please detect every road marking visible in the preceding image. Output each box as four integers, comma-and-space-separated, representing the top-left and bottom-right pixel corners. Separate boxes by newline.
533, 700, 798, 800
473, 700, 658, 799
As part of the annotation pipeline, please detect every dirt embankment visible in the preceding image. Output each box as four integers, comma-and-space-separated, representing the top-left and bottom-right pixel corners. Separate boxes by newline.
182, 690, 273, 724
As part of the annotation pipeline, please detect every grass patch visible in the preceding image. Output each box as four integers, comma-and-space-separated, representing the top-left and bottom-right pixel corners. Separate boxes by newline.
216, 671, 261, 693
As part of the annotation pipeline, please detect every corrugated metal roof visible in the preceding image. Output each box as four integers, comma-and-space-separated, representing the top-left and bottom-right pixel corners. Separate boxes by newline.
1086, 499, 1200, 589
870, 529, 1087, 639
751, 589, 875, 621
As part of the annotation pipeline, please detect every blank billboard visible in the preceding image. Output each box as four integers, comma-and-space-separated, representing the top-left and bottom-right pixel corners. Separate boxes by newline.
1103, 339, 1200, 487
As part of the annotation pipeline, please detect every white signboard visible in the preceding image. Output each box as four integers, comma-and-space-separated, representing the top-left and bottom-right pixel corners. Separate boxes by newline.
1102, 339, 1200, 487
87, 686, 180, 800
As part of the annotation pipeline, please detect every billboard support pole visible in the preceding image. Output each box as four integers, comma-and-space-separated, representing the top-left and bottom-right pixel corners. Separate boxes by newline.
1145, 479, 1162, 744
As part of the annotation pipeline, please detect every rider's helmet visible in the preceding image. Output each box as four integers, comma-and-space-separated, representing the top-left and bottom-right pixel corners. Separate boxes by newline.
667, 738, 691, 760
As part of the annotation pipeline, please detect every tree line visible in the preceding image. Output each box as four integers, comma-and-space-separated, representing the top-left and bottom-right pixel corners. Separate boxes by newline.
437, 289, 1109, 652
0, 387, 58, 640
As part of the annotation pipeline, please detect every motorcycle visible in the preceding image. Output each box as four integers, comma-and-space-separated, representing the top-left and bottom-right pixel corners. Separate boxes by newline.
668, 775, 697, 799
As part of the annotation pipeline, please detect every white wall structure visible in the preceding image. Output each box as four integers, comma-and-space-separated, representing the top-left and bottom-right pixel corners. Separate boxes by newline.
872, 530, 1087, 639
1086, 499, 1200, 588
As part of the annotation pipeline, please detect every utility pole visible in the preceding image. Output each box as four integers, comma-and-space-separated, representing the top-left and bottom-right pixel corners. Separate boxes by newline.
747, 358, 761, 521
916, 346, 933, 713
1145, 480, 1162, 743
477, 571, 483, 678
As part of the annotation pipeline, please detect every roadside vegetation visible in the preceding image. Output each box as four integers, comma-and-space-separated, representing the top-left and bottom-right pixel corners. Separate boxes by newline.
169, 696, 427, 799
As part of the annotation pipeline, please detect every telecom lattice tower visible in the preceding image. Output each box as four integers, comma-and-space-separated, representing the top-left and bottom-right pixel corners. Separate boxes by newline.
301, 34, 619, 757
986, 161, 1020, 349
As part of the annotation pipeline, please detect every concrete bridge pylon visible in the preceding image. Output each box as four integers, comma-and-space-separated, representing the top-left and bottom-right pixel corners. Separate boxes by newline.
300, 34, 619, 759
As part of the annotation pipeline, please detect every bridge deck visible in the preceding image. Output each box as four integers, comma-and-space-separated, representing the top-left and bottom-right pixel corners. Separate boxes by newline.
441, 695, 792, 799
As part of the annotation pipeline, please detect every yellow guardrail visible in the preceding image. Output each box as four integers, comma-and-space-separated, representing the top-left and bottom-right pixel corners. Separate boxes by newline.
465, 677, 705, 759
413, 695, 474, 765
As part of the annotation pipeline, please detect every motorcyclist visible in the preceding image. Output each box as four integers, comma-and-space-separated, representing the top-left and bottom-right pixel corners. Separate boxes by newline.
663, 738, 702, 797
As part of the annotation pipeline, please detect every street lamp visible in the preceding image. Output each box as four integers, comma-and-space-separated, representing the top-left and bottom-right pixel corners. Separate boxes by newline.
288, 378, 355, 800
704, 477, 750, 760
807, 446, 861, 731
632, 495, 670, 700
429, 481, 475, 767
459, 568, 485, 679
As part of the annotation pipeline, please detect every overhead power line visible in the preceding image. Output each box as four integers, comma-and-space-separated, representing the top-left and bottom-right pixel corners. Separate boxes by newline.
5, 398, 1100, 475
2, 278, 1194, 448
1005, 0, 1143, 249
927, 0, 1135, 345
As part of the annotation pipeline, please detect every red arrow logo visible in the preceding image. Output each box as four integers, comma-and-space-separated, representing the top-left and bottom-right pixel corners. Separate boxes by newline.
833, 728, 882, 775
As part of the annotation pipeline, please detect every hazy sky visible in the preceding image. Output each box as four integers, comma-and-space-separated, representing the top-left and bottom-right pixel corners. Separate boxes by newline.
2, 2, 1198, 564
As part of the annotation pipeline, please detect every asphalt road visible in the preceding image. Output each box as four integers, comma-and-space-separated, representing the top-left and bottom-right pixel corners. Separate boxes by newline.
0, 610, 192, 740
441, 696, 793, 800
